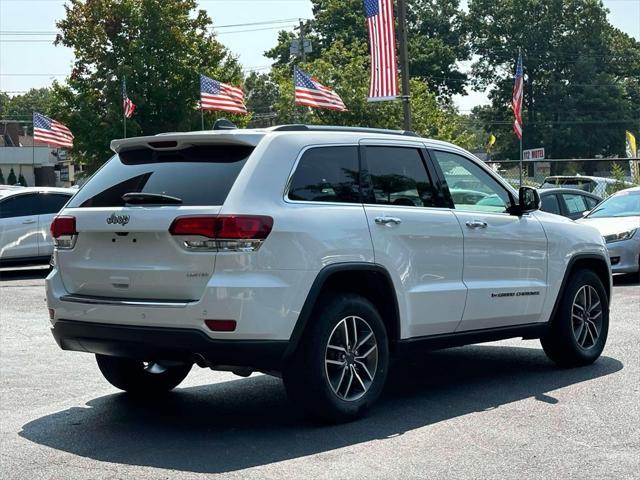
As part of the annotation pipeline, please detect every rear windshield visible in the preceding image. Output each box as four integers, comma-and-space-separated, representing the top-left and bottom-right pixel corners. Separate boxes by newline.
68, 145, 253, 208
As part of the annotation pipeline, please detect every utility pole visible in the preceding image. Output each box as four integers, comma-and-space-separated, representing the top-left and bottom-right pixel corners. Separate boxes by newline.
397, 0, 411, 131
299, 19, 306, 63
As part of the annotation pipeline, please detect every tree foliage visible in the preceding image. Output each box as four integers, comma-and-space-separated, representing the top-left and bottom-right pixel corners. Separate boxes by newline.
467, 0, 640, 159
54, 0, 244, 171
0, 88, 56, 120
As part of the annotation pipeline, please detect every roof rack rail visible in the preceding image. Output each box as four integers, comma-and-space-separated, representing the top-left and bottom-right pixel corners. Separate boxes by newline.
271, 124, 419, 137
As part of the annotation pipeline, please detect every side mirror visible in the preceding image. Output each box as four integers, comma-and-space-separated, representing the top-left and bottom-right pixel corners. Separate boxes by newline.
509, 186, 540, 215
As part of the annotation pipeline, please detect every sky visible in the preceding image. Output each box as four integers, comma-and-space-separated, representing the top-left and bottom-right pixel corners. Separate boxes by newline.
1, 0, 639, 112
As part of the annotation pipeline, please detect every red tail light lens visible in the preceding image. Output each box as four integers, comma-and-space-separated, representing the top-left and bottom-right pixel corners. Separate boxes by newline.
169, 216, 217, 238
50, 216, 76, 238
216, 216, 273, 239
169, 215, 273, 239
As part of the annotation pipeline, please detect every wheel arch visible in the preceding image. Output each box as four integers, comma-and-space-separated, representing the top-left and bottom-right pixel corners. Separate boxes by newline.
285, 263, 401, 358
551, 253, 612, 322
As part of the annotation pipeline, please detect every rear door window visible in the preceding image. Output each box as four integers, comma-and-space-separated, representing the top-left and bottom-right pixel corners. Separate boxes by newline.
67, 145, 253, 208
287, 146, 360, 203
365, 146, 438, 207
562, 193, 588, 215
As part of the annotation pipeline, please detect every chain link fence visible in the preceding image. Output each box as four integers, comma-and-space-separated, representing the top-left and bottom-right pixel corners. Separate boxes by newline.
485, 158, 640, 198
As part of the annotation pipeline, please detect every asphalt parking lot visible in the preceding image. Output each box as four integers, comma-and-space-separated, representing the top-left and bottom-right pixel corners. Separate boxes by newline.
0, 267, 638, 479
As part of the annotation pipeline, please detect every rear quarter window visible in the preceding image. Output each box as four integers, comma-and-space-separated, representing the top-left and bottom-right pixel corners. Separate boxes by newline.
67, 145, 253, 208
287, 146, 360, 203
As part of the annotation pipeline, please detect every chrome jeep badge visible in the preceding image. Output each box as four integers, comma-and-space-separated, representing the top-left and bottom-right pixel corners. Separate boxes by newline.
106, 213, 130, 226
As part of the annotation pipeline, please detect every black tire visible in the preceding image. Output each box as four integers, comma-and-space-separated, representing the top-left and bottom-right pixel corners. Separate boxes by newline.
541, 269, 609, 367
95, 355, 192, 394
283, 293, 389, 423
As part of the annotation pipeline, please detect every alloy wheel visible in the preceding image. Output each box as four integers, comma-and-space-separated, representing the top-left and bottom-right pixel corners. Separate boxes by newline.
571, 285, 602, 349
324, 315, 378, 401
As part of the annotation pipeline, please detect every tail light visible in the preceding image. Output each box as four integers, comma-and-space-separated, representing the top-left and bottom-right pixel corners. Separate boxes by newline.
50, 216, 77, 249
169, 215, 273, 252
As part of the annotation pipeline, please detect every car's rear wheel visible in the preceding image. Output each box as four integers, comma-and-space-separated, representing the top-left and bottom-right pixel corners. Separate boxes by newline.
95, 354, 192, 394
283, 293, 389, 423
541, 269, 609, 367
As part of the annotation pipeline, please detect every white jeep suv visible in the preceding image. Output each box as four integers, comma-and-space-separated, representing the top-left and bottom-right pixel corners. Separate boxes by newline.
47, 125, 611, 422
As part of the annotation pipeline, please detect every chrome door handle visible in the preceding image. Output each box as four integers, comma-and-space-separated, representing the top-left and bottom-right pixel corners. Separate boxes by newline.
465, 220, 487, 229
375, 216, 402, 225
22, 219, 36, 225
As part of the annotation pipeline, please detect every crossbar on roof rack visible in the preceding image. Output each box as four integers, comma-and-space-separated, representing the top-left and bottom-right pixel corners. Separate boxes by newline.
271, 124, 419, 137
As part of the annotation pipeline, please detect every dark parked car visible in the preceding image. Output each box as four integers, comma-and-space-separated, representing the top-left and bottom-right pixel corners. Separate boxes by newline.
538, 188, 602, 220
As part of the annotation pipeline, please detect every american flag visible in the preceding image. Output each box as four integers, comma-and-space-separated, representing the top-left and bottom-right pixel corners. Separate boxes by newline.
200, 74, 247, 115
122, 79, 136, 119
33, 112, 73, 149
364, 0, 398, 101
511, 51, 524, 139
294, 67, 347, 111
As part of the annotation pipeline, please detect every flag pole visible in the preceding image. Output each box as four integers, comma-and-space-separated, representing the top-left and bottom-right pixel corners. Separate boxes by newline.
397, 0, 412, 131
201, 102, 205, 130
518, 47, 523, 187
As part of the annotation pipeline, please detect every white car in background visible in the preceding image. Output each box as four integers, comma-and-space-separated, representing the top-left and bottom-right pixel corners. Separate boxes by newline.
0, 187, 75, 266
578, 186, 640, 275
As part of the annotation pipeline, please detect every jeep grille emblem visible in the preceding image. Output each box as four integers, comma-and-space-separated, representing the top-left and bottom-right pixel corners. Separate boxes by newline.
106, 213, 130, 226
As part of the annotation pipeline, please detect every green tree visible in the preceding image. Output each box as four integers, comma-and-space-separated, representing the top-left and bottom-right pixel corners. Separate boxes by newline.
245, 72, 280, 126
0, 88, 55, 119
7, 168, 17, 185
18, 173, 28, 187
54, 0, 244, 172
266, 0, 469, 101
467, 0, 640, 159
0, 169, 5, 184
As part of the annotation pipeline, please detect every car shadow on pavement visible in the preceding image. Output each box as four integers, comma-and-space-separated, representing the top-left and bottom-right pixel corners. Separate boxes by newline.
0, 266, 50, 281
19, 344, 622, 474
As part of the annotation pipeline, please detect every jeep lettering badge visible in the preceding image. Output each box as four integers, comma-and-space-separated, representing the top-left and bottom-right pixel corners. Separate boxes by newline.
106, 213, 130, 226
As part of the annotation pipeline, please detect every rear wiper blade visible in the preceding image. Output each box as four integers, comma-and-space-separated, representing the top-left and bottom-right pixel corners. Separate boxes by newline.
122, 192, 183, 205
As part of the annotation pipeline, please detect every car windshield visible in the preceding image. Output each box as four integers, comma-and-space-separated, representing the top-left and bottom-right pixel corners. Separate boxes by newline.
586, 191, 640, 218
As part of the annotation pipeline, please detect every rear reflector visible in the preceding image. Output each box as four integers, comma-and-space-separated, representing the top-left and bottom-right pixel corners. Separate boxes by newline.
169, 215, 273, 240
50, 216, 76, 238
205, 319, 237, 332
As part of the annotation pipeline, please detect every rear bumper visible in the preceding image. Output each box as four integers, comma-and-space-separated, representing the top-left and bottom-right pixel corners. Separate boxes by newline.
52, 320, 288, 371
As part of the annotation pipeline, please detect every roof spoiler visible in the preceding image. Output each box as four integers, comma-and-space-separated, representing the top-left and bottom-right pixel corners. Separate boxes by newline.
271, 124, 419, 137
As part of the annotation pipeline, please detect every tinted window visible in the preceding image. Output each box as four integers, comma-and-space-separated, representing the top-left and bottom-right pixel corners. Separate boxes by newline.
366, 147, 437, 207
432, 151, 511, 213
540, 194, 561, 215
562, 193, 588, 214
288, 146, 359, 203
38, 193, 71, 215
0, 194, 40, 218
67, 145, 253, 208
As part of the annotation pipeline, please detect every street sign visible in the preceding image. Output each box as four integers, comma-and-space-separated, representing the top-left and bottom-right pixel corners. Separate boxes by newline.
523, 147, 545, 160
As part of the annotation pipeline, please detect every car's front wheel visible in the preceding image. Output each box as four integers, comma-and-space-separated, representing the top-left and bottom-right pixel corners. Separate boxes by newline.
95, 355, 192, 394
283, 293, 389, 423
541, 269, 609, 367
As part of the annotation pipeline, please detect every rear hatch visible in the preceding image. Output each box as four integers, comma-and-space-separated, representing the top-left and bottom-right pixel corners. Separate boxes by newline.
57, 140, 256, 301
